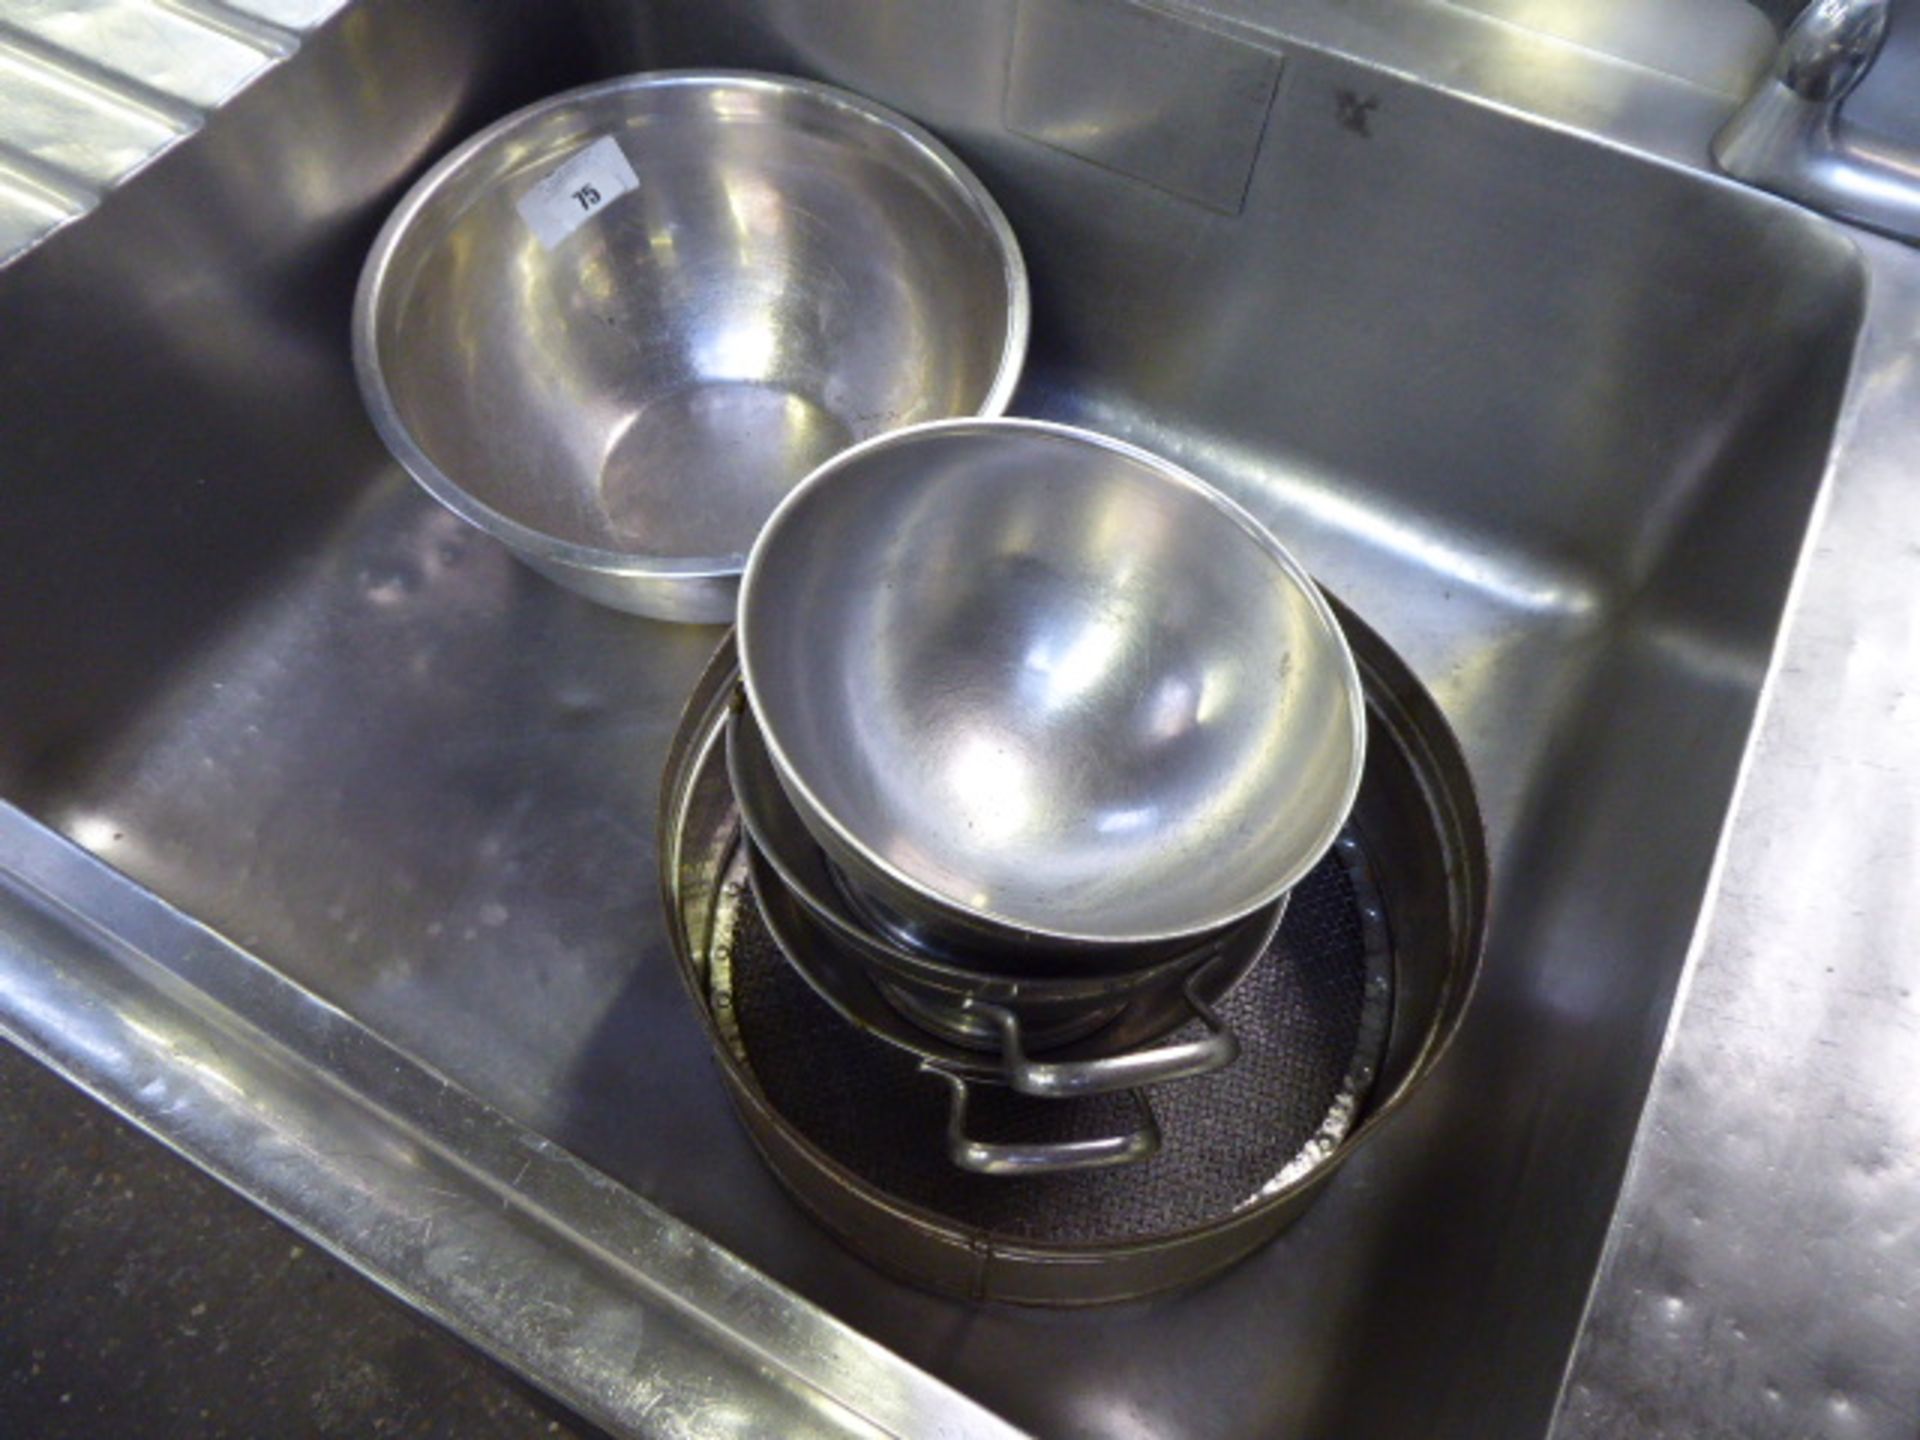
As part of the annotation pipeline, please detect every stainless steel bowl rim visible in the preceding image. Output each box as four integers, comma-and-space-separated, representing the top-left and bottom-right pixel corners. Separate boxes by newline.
351, 69, 1030, 578
737, 416, 1369, 948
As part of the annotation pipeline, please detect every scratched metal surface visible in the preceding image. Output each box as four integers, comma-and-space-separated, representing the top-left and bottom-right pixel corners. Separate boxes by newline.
0, 1038, 603, 1439
0, 799, 1023, 1440
1552, 228, 1920, 1440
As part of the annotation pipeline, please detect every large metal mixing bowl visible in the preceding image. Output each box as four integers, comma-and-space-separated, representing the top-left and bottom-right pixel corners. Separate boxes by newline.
353, 72, 1027, 623
738, 419, 1367, 956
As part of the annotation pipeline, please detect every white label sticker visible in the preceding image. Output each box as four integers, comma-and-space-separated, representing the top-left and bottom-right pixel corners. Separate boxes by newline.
514, 136, 640, 250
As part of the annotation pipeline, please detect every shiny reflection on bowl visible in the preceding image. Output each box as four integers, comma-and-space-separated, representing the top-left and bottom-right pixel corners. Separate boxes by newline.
355, 71, 1027, 622
740, 419, 1366, 948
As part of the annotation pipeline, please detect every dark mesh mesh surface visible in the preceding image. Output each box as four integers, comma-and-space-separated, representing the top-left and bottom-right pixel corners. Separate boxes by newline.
727, 846, 1379, 1244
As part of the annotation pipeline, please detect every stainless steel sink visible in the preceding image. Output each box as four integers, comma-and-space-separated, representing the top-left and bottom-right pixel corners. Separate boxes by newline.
0, 2, 1876, 1437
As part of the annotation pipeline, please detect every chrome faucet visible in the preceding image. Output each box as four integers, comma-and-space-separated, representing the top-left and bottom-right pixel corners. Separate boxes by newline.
1714, 0, 1920, 243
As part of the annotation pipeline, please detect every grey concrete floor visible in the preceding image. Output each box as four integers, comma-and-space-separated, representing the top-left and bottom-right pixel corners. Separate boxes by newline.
0, 1039, 605, 1439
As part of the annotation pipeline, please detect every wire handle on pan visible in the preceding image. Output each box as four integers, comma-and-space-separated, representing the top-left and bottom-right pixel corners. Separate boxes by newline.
971, 940, 1252, 1099
927, 1066, 1161, 1175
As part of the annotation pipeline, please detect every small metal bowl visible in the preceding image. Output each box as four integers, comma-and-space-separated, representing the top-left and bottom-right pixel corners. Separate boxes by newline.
738, 419, 1367, 959
354, 72, 1027, 623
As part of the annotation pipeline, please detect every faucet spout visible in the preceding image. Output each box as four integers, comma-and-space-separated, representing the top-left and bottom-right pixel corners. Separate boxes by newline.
1774, 0, 1889, 100
1714, 0, 1920, 244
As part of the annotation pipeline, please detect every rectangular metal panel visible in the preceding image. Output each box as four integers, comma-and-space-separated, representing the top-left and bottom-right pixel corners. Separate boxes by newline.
1005, 0, 1281, 214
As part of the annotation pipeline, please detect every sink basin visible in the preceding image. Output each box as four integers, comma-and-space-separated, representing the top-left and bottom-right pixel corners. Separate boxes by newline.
0, 2, 1865, 1437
